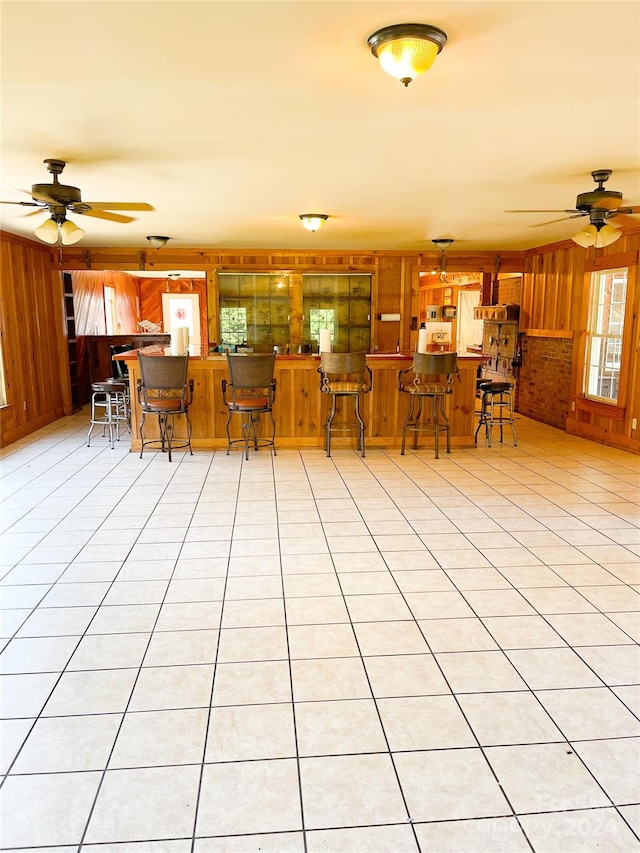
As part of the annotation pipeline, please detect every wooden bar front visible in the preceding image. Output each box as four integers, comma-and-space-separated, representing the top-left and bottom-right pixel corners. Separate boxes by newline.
121, 349, 482, 452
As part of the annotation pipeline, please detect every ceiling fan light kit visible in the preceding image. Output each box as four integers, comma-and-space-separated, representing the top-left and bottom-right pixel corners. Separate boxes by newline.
146, 235, 170, 249
34, 214, 85, 246
299, 214, 328, 233
367, 23, 447, 87
572, 221, 621, 249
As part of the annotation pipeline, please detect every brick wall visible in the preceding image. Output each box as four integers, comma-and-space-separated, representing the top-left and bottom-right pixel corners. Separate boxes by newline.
517, 336, 573, 430
497, 276, 522, 306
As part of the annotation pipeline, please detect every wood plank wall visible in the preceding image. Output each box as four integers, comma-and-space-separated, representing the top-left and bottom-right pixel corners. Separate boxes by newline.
0, 233, 68, 444
521, 230, 640, 452
139, 278, 208, 350
2, 230, 638, 454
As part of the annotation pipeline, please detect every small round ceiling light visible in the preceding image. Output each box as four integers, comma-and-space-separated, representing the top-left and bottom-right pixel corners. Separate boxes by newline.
432, 238, 454, 283
299, 214, 328, 233
367, 23, 447, 87
146, 235, 170, 249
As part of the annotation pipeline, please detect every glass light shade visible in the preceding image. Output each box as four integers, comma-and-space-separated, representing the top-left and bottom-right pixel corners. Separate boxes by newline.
594, 223, 622, 248
572, 224, 597, 247
299, 214, 328, 232
59, 219, 85, 245
34, 217, 60, 244
377, 37, 440, 85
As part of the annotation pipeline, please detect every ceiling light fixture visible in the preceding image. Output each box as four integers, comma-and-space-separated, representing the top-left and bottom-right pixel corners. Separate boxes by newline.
34, 214, 85, 246
299, 214, 328, 233
432, 238, 454, 283
146, 235, 170, 249
572, 219, 621, 249
367, 23, 447, 87
167, 272, 181, 280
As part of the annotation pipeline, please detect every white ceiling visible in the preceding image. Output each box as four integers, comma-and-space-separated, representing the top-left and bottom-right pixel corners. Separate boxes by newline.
1, 0, 639, 252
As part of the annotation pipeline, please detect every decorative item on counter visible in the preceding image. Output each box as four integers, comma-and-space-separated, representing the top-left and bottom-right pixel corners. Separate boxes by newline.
170, 326, 189, 355
319, 329, 332, 353
378, 313, 401, 322
417, 323, 428, 353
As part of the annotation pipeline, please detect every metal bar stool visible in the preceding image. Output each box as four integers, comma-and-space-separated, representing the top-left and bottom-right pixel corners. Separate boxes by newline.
318, 352, 372, 457
87, 381, 129, 449
222, 353, 277, 460
474, 381, 517, 448
398, 352, 458, 458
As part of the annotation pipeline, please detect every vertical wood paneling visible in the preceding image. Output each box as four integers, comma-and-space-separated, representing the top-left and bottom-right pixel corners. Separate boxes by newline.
0, 232, 68, 444
139, 278, 208, 350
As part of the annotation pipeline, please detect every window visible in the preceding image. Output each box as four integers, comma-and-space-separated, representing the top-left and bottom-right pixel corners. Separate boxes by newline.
218, 274, 290, 349
584, 267, 628, 403
309, 308, 335, 346
104, 285, 116, 334
302, 275, 371, 353
220, 306, 248, 348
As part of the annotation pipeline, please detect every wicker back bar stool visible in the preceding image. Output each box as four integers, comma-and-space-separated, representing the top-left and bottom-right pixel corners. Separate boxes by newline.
318, 352, 372, 457
398, 352, 458, 458
137, 355, 193, 461
222, 353, 277, 459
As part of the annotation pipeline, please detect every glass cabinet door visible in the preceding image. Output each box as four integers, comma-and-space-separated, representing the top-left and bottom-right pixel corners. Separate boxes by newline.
302, 274, 371, 353
218, 274, 291, 350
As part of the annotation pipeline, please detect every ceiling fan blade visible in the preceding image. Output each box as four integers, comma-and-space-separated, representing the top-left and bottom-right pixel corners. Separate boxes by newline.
81, 202, 153, 211
77, 208, 134, 224
0, 200, 41, 206
507, 209, 579, 214
530, 216, 581, 227
612, 213, 640, 228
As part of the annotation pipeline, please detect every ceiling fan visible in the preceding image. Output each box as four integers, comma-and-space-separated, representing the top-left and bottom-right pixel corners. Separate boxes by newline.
510, 169, 640, 247
0, 158, 152, 244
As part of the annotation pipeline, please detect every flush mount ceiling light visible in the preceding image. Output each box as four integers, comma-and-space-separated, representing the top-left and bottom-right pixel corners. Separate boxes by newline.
572, 217, 622, 249
146, 235, 170, 249
367, 23, 447, 87
34, 214, 85, 246
299, 214, 328, 233
167, 272, 181, 280
432, 238, 454, 282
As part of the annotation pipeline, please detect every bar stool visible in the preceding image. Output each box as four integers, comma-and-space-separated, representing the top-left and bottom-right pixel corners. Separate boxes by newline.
222, 353, 277, 459
87, 381, 129, 449
318, 352, 372, 457
475, 381, 517, 447
398, 352, 458, 458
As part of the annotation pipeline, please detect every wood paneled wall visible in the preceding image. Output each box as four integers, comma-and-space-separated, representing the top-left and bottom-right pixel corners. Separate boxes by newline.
139, 278, 208, 350
71, 270, 140, 335
521, 230, 640, 452
0, 232, 68, 444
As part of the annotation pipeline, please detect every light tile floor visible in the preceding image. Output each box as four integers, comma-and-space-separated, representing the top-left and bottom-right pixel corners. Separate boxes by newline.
1, 411, 639, 852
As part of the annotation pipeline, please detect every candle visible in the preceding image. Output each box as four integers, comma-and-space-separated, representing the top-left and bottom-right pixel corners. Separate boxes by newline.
417, 326, 428, 354
319, 328, 332, 353
170, 326, 189, 355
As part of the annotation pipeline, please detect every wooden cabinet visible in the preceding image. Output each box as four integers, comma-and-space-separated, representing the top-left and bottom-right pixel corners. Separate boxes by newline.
85, 335, 170, 387
62, 272, 81, 412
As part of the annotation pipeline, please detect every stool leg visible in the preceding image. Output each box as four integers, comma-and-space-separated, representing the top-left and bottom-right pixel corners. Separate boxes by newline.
353, 394, 366, 457
440, 394, 451, 454
325, 395, 338, 457
139, 412, 146, 458
432, 395, 439, 459
225, 411, 232, 455
269, 409, 277, 456
401, 395, 417, 455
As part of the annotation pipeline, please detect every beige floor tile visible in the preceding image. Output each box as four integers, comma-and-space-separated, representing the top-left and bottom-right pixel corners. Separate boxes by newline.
337, 571, 398, 595
498, 565, 568, 587
291, 657, 372, 701
16, 605, 98, 637
430, 549, 493, 569
295, 698, 387, 756
463, 589, 537, 617
0, 671, 59, 718
345, 593, 413, 622
109, 707, 208, 768
418, 617, 499, 652
283, 573, 341, 598
519, 808, 639, 851
545, 613, 634, 646
381, 551, 441, 570
155, 601, 222, 632
212, 660, 292, 705
445, 567, 513, 590
575, 584, 640, 612
11, 713, 120, 773
482, 615, 567, 649
391, 569, 456, 593
300, 753, 407, 829
355, 620, 429, 656
288, 623, 359, 659
394, 748, 509, 821
378, 694, 475, 750
196, 759, 302, 836
572, 737, 640, 804
0, 771, 102, 848
143, 629, 218, 667
129, 664, 214, 711
619, 804, 640, 836
435, 651, 527, 693
217, 625, 288, 663
85, 765, 201, 843
0, 717, 34, 774
306, 824, 418, 852
221, 598, 285, 628
414, 817, 530, 852
505, 647, 603, 690
164, 578, 225, 603
225, 575, 283, 600
364, 653, 450, 697
536, 687, 640, 739
42, 669, 138, 716
575, 643, 640, 685
206, 703, 296, 762
281, 553, 335, 573
285, 595, 349, 625
405, 590, 476, 619
486, 742, 611, 813
458, 691, 563, 745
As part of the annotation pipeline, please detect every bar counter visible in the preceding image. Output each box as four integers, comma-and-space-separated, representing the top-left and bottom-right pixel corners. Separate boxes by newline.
120, 348, 482, 452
